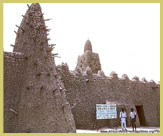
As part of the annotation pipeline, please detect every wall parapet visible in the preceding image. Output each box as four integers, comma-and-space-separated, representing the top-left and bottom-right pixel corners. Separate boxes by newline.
57, 63, 160, 88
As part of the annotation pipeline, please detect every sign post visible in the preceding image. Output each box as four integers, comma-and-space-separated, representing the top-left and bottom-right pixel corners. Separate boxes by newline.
96, 104, 117, 119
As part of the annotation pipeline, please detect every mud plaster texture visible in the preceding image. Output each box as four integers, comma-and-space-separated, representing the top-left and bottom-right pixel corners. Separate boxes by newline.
57, 47, 160, 129
75, 40, 101, 74
4, 3, 76, 133
4, 3, 160, 133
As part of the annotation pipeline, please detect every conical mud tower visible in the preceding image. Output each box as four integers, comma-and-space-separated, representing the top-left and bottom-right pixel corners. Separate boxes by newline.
4, 3, 76, 133
75, 40, 101, 74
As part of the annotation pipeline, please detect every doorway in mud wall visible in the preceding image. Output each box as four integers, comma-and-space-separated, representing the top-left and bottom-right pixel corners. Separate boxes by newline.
135, 105, 146, 126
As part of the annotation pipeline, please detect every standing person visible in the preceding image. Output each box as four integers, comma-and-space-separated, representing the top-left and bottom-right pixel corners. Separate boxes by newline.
130, 108, 136, 131
120, 108, 127, 131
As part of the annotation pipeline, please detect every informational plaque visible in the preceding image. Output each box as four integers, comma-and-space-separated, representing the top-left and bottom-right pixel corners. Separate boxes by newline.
96, 104, 117, 119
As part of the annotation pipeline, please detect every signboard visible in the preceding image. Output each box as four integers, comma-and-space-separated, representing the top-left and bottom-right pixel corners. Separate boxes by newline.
96, 104, 117, 119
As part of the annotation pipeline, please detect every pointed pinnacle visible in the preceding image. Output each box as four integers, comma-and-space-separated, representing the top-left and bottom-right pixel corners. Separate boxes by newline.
29, 3, 41, 10
14, 3, 50, 54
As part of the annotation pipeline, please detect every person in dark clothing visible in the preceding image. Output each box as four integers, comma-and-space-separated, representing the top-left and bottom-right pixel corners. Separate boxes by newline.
130, 108, 136, 131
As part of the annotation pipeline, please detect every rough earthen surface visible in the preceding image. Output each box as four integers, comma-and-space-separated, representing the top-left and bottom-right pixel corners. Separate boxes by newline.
4, 3, 76, 133
57, 59, 160, 129
76, 40, 101, 74
4, 52, 26, 132
4, 3, 160, 132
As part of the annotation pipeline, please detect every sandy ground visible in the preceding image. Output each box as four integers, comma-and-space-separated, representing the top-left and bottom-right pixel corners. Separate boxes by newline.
77, 127, 160, 133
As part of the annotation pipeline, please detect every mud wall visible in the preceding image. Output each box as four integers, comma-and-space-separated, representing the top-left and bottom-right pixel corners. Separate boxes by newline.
4, 51, 76, 133
4, 52, 26, 132
4, 3, 76, 133
57, 64, 160, 129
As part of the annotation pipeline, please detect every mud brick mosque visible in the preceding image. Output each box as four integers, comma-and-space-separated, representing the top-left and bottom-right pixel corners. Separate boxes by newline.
4, 3, 160, 133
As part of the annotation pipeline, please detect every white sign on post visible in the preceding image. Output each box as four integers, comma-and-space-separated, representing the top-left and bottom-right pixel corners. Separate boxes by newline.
96, 104, 117, 119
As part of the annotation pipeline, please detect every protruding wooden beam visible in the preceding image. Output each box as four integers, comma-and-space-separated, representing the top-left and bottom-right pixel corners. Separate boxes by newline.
44, 18, 52, 21
45, 28, 51, 32
47, 46, 54, 52
40, 13, 44, 17
22, 15, 26, 18
10, 109, 18, 115
16, 25, 25, 33
52, 53, 58, 56
14, 31, 19, 38
15, 25, 19, 28
10, 44, 15, 47
27, 4, 30, 9
14, 31, 17, 34
52, 53, 61, 58
46, 38, 51, 42
49, 44, 56, 48
20, 27, 25, 33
